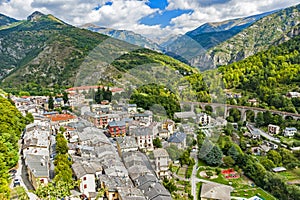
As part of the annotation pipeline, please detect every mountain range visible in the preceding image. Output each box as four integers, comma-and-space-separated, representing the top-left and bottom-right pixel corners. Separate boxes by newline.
0, 13, 18, 26
185, 10, 276, 50
79, 5, 300, 71
81, 23, 162, 51
0, 11, 197, 91
0, 3, 300, 91
191, 4, 300, 69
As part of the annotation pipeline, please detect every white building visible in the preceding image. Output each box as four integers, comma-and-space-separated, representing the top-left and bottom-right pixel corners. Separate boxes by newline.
72, 162, 97, 198
268, 124, 280, 135
197, 113, 211, 126
284, 127, 297, 137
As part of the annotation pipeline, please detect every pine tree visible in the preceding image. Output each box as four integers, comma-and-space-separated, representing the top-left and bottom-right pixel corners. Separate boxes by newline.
48, 95, 54, 110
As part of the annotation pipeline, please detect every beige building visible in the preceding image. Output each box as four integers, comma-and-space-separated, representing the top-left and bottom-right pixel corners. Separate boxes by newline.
268, 124, 280, 135
200, 182, 233, 200
25, 154, 49, 190
153, 148, 169, 178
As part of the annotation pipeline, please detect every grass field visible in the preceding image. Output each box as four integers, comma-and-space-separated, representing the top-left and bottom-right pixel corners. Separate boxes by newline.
196, 165, 277, 200
278, 168, 300, 181
177, 166, 187, 178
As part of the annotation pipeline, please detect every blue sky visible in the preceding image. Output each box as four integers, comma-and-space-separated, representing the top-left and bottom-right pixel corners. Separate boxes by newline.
146, 0, 169, 10
0, 0, 299, 40
140, 9, 193, 28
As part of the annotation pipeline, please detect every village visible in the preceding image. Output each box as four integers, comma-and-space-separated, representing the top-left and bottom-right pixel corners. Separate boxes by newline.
9, 85, 300, 200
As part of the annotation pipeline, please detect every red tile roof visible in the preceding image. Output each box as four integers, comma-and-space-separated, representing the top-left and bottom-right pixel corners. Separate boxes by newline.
66, 86, 123, 93
47, 114, 76, 122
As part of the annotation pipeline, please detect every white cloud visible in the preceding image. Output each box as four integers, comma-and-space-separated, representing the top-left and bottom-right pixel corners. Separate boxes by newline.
0, 0, 298, 40
164, 0, 300, 38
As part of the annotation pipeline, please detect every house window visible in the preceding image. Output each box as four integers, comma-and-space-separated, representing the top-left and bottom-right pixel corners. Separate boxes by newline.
84, 184, 87, 189
83, 177, 86, 181
40, 179, 44, 183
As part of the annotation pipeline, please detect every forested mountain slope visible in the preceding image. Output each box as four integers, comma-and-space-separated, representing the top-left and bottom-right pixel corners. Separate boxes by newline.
192, 4, 300, 69
218, 34, 300, 113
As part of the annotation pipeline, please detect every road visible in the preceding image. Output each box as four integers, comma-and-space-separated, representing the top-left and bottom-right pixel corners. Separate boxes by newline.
10, 140, 38, 200
247, 124, 280, 143
190, 150, 200, 200
257, 129, 280, 143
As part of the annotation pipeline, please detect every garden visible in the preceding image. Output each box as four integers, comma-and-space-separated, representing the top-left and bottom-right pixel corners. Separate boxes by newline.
196, 165, 276, 200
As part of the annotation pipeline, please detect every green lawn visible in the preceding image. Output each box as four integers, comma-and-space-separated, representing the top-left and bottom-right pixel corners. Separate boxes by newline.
177, 167, 187, 178
278, 136, 300, 146
278, 169, 300, 181
10, 186, 29, 200
197, 159, 207, 167
196, 166, 278, 200
196, 182, 202, 199
232, 188, 277, 200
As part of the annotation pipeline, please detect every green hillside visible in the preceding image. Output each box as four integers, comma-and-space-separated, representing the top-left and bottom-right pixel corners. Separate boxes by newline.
0, 12, 200, 95
0, 96, 27, 199
193, 4, 300, 69
0, 13, 18, 27
218, 34, 300, 113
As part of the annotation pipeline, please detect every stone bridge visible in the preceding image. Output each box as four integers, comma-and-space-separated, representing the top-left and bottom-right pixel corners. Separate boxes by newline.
181, 102, 300, 121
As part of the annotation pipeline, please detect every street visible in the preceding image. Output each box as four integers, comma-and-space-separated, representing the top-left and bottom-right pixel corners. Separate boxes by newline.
10, 140, 38, 200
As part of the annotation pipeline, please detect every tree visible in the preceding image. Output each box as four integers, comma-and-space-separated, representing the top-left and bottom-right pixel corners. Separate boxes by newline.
263, 172, 289, 199
153, 137, 162, 148
62, 92, 69, 104
163, 178, 177, 193
255, 112, 264, 127
279, 148, 299, 167
246, 110, 255, 122
223, 156, 235, 166
263, 111, 273, 125
166, 144, 183, 161
0, 96, 26, 199
267, 150, 282, 166
103, 87, 112, 102
48, 95, 54, 110
25, 112, 34, 124
204, 145, 223, 166
227, 108, 241, 122
260, 158, 275, 170
95, 86, 103, 104
204, 105, 213, 114
56, 134, 68, 155
227, 144, 243, 161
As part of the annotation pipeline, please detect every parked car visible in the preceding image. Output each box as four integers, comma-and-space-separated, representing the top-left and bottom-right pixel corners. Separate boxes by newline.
9, 169, 17, 174
13, 178, 21, 187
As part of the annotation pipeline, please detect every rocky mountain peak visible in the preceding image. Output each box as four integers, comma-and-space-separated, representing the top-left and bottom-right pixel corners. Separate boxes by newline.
27, 11, 45, 22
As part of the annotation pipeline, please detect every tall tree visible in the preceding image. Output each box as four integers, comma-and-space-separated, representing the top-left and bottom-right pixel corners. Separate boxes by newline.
204, 144, 223, 166
95, 86, 103, 104
48, 95, 54, 110
62, 92, 69, 104
103, 86, 112, 102
255, 112, 264, 127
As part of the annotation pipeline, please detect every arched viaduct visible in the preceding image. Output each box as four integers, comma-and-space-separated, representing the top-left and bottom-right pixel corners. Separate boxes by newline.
181, 102, 300, 121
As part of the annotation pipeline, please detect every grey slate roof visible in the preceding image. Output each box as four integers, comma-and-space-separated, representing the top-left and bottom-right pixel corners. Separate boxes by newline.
168, 132, 186, 143
118, 187, 146, 200
72, 161, 96, 178
135, 174, 157, 187
139, 181, 172, 200
116, 136, 139, 151
131, 127, 152, 136
200, 182, 233, 200
108, 120, 126, 127
153, 148, 169, 158
25, 154, 49, 178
